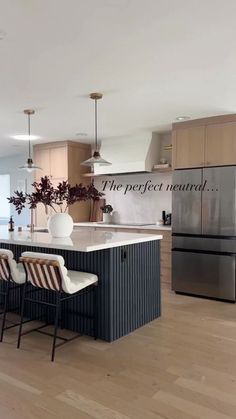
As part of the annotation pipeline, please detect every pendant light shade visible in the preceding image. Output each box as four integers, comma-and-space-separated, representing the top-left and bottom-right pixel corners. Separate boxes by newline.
81, 151, 112, 167
19, 158, 42, 173
19, 109, 42, 172
81, 93, 111, 167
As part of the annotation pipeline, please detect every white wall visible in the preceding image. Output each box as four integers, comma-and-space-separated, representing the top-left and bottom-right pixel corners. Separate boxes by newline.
0, 175, 10, 218
0, 154, 33, 226
95, 172, 172, 223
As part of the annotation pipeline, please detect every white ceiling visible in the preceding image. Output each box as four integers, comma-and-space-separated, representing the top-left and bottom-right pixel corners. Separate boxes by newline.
1, 0, 236, 157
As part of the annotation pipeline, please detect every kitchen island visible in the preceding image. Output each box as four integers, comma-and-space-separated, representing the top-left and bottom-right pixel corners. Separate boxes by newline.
0, 227, 162, 341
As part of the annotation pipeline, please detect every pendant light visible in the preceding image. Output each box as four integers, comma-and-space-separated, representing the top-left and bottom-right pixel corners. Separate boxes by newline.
19, 109, 42, 172
81, 93, 111, 167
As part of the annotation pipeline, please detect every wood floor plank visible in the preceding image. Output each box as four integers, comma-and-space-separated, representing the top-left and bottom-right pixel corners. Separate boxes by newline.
0, 371, 41, 395
153, 390, 234, 419
56, 390, 133, 419
167, 365, 236, 394
175, 377, 236, 407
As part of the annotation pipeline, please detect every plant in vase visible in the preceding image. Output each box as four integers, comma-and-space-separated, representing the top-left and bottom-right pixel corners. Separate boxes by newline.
100, 204, 113, 223
8, 176, 103, 237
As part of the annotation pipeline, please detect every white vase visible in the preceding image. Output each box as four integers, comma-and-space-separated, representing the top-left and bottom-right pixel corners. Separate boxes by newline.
103, 213, 112, 223
47, 213, 73, 238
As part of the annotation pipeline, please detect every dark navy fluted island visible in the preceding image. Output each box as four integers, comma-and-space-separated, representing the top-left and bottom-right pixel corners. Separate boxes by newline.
0, 227, 162, 341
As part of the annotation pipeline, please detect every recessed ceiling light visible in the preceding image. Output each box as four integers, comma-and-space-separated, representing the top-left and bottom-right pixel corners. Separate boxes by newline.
176, 116, 190, 121
76, 132, 88, 137
12, 134, 40, 141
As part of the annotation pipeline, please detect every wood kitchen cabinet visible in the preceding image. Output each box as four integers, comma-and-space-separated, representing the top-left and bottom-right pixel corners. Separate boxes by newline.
172, 126, 205, 169
172, 114, 236, 169
33, 141, 91, 226
34, 142, 68, 181
205, 122, 236, 166
34, 147, 51, 179
50, 146, 68, 179
143, 229, 172, 286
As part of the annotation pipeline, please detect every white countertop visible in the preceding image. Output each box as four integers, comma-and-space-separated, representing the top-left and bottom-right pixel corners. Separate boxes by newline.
74, 222, 172, 231
0, 226, 162, 253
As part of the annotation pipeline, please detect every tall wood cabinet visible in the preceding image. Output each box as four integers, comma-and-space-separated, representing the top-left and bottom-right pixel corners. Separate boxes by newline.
33, 141, 91, 227
172, 114, 236, 169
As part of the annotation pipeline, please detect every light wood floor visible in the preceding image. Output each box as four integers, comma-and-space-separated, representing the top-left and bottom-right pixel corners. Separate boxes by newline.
0, 288, 236, 419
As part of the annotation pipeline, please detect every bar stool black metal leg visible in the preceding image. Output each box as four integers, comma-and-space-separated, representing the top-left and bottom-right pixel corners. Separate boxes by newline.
60, 299, 65, 330
51, 292, 61, 362
17, 281, 27, 349
93, 285, 98, 340
0, 282, 9, 342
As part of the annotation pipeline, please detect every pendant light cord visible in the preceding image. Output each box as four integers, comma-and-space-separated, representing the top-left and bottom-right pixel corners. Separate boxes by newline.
28, 113, 31, 159
95, 98, 98, 151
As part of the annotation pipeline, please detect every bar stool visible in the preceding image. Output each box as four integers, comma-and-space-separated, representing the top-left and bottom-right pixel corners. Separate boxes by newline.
17, 252, 98, 361
0, 249, 26, 342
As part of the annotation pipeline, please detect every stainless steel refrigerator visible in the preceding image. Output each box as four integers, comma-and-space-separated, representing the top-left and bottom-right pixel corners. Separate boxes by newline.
172, 166, 236, 301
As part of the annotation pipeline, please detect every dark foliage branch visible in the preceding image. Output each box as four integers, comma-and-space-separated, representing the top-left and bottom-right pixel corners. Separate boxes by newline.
8, 176, 103, 215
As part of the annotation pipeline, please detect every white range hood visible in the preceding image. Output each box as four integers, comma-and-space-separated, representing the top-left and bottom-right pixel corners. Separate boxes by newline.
93, 132, 160, 175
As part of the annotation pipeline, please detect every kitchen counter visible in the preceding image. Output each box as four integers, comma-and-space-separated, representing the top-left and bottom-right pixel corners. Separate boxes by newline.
0, 226, 162, 252
0, 225, 162, 342
74, 222, 172, 231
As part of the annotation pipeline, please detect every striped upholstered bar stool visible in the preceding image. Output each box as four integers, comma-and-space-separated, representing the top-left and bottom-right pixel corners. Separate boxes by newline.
17, 252, 98, 361
0, 249, 26, 342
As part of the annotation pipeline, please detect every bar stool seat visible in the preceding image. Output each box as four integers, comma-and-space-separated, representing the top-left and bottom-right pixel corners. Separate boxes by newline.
0, 249, 25, 284
0, 249, 26, 342
66, 270, 98, 294
17, 251, 99, 361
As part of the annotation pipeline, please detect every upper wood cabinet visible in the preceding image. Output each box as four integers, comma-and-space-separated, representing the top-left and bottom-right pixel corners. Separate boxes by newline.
172, 126, 205, 169
50, 146, 68, 179
172, 114, 236, 169
34, 143, 68, 180
34, 147, 51, 179
205, 123, 236, 166
33, 141, 92, 226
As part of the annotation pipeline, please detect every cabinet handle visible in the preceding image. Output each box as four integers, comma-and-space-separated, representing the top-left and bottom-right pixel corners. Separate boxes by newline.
121, 248, 127, 262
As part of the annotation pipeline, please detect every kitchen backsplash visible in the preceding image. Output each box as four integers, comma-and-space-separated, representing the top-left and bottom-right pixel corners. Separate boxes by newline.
95, 172, 172, 223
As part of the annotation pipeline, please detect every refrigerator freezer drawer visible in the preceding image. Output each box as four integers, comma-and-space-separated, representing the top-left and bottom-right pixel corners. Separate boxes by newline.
172, 250, 236, 301
172, 236, 236, 253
